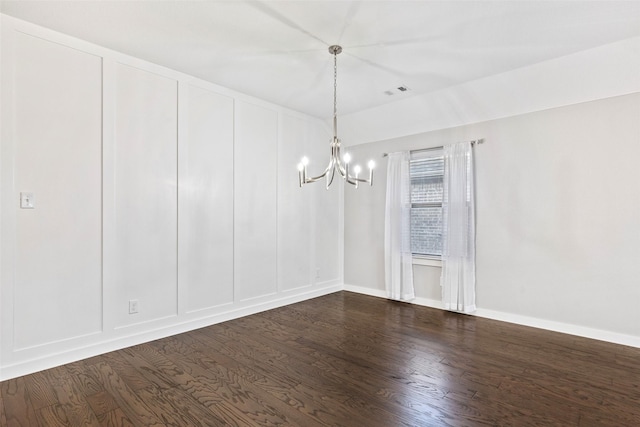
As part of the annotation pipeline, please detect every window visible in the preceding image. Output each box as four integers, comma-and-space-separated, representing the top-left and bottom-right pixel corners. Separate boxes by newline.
409, 150, 444, 257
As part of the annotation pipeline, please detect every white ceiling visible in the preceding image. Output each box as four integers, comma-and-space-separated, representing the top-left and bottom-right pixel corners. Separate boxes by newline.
2, 1, 639, 119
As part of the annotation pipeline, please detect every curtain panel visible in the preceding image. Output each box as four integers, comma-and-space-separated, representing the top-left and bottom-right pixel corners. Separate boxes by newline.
441, 142, 476, 313
384, 152, 415, 301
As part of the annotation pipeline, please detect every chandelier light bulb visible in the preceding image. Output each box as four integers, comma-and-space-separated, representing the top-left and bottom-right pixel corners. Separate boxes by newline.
343, 153, 351, 164
297, 163, 304, 172
368, 160, 376, 170
354, 165, 362, 174
301, 156, 309, 166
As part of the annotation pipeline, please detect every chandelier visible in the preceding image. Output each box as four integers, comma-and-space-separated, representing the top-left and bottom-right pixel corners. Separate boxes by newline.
297, 45, 375, 189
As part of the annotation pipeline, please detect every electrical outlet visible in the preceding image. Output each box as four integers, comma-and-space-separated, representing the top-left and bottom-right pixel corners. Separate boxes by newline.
129, 299, 139, 314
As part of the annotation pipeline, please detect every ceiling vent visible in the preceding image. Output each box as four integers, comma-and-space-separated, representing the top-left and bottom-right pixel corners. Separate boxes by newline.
384, 86, 411, 96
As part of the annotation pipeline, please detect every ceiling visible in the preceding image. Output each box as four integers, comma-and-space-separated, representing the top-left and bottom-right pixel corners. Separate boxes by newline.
2, 1, 639, 119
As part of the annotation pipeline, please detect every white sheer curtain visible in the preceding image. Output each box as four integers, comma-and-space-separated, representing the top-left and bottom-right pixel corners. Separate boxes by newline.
384, 152, 415, 301
441, 142, 476, 313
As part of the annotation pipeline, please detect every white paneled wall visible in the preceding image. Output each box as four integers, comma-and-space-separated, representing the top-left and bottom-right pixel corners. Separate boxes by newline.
234, 101, 279, 301
12, 32, 103, 350
278, 114, 313, 292
179, 84, 235, 313
111, 64, 179, 328
0, 15, 341, 380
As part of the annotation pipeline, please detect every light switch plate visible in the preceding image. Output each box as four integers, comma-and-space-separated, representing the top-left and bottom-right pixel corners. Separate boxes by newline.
129, 299, 139, 314
20, 192, 35, 209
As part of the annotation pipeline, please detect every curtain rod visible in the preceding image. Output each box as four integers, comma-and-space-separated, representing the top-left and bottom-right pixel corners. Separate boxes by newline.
382, 139, 483, 157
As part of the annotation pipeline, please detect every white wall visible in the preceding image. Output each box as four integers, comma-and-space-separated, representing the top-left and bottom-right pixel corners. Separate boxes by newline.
0, 15, 342, 380
344, 93, 640, 346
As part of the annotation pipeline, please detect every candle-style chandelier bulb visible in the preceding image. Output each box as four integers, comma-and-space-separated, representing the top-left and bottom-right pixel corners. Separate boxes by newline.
297, 45, 374, 189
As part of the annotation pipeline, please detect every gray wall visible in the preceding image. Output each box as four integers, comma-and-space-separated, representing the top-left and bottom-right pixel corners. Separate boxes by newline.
344, 93, 640, 339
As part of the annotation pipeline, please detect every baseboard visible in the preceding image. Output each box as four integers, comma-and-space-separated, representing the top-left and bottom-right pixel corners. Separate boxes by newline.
343, 283, 444, 309
5, 282, 638, 381
342, 284, 387, 299
343, 284, 640, 349
473, 308, 640, 349
0, 284, 342, 381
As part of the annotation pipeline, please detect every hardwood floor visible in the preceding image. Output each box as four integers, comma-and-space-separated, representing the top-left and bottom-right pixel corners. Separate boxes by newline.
1, 291, 639, 426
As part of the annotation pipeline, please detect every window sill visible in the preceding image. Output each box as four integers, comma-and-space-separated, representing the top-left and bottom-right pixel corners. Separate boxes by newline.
412, 256, 442, 267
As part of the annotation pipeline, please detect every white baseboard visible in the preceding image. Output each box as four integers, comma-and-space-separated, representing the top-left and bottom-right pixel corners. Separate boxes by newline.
342, 284, 387, 299
473, 308, 640, 349
5, 282, 638, 381
343, 284, 640, 349
343, 283, 444, 309
0, 284, 342, 381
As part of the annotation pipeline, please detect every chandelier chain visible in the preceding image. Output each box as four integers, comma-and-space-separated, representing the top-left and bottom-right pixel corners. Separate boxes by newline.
333, 51, 338, 137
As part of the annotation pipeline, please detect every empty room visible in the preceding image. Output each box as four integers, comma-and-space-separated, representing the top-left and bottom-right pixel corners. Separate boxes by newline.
1, 1, 639, 426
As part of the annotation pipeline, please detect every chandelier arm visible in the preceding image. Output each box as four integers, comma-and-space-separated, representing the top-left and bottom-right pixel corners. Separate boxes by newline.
346, 176, 373, 188
353, 177, 371, 183
304, 164, 332, 183
304, 175, 326, 184
326, 164, 337, 189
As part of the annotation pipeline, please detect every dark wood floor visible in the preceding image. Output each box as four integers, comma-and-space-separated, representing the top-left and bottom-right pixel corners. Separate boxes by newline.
1, 291, 639, 426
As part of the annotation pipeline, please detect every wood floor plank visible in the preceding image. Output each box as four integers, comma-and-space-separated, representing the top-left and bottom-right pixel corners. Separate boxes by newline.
135, 385, 218, 427
0, 377, 38, 427
117, 346, 178, 391
98, 352, 155, 392
22, 371, 58, 410
34, 404, 70, 427
188, 330, 387, 426
177, 347, 360, 427
150, 386, 227, 427
96, 408, 135, 427
85, 390, 119, 417
155, 345, 293, 426
41, 368, 102, 427
0, 397, 7, 426
198, 324, 357, 404
133, 341, 269, 427
65, 361, 105, 396
2, 291, 640, 426
87, 363, 164, 427
189, 328, 300, 390
121, 343, 194, 390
